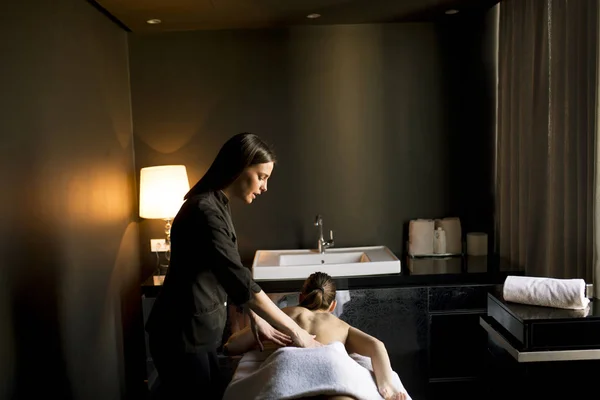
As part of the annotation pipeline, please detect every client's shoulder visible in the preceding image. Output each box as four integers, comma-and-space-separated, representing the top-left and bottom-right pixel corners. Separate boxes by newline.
281, 306, 309, 317
315, 311, 347, 326
282, 306, 346, 324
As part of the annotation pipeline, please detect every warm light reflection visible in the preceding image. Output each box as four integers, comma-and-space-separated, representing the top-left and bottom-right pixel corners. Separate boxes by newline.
64, 166, 133, 225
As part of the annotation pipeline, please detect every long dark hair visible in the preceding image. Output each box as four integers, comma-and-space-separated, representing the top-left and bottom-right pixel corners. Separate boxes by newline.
299, 272, 336, 311
184, 132, 276, 200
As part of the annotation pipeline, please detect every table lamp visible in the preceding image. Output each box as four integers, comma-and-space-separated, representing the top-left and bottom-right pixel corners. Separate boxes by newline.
139, 165, 190, 247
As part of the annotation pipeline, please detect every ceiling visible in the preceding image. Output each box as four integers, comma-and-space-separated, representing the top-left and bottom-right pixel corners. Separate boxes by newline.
92, 0, 500, 33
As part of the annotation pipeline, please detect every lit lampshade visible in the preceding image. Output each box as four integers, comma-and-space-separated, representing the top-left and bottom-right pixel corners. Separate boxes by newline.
139, 165, 190, 245
139, 165, 190, 219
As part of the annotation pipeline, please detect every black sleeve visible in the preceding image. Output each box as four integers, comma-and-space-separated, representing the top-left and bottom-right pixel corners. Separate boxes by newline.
203, 211, 262, 306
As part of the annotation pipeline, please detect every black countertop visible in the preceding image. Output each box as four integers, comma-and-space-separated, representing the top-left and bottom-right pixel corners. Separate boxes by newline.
142, 254, 524, 296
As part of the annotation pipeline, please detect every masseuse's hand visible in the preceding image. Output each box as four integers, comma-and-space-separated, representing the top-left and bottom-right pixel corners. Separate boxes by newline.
291, 328, 323, 349
378, 384, 407, 400
249, 312, 292, 351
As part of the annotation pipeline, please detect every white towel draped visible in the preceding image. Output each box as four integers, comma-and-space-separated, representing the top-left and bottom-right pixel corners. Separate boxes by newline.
223, 341, 411, 400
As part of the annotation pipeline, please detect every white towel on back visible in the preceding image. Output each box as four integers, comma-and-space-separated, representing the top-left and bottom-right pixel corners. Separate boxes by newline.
503, 275, 590, 310
222, 341, 411, 400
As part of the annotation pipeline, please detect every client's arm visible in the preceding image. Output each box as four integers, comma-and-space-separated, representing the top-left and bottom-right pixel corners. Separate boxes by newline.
223, 326, 257, 356
345, 327, 405, 400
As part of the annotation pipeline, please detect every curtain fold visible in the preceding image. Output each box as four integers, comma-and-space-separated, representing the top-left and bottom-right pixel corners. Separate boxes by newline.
497, 0, 597, 281
594, 1, 600, 299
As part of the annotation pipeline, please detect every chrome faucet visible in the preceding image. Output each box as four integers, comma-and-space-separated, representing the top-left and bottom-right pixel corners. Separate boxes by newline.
314, 214, 334, 253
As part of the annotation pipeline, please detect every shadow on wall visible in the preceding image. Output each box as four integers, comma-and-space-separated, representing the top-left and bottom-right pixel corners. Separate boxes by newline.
7, 229, 73, 398
2, 220, 143, 400
111, 222, 145, 400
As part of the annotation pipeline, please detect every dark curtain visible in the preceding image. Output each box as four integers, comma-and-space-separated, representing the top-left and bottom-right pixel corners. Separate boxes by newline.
496, 0, 597, 281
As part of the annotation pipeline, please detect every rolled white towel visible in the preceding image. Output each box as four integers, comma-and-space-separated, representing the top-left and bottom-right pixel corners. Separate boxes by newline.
503, 275, 590, 310
507, 301, 590, 319
408, 219, 434, 255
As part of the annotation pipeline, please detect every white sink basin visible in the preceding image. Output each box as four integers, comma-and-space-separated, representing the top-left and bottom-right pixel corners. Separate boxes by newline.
252, 246, 401, 281
279, 251, 370, 266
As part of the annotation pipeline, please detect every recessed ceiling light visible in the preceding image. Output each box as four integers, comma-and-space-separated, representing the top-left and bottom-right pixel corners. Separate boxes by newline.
146, 19, 162, 24
306, 13, 321, 19
445, 9, 459, 15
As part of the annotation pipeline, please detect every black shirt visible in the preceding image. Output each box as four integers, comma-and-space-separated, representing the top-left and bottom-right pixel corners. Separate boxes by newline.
145, 190, 262, 352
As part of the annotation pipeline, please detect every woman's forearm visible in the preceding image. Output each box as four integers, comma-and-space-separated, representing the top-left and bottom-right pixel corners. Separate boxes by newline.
246, 290, 303, 339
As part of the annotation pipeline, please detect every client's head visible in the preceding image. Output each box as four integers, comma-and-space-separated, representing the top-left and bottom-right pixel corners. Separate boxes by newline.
299, 272, 337, 312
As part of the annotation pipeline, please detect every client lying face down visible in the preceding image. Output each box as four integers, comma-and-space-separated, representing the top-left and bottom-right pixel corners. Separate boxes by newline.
224, 272, 407, 400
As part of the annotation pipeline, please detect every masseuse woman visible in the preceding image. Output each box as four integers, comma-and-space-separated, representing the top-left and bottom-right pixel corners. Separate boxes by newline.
145, 132, 320, 400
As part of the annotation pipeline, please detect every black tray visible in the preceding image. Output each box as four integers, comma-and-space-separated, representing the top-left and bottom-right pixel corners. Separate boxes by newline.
487, 288, 600, 351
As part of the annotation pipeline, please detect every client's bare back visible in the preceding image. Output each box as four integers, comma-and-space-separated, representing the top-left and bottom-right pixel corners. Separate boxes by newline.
282, 306, 350, 345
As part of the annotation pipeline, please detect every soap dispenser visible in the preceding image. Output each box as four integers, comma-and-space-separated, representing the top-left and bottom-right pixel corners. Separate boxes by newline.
433, 227, 446, 254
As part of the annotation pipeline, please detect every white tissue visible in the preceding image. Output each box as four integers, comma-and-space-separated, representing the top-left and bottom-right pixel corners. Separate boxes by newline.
503, 275, 590, 310
408, 219, 434, 255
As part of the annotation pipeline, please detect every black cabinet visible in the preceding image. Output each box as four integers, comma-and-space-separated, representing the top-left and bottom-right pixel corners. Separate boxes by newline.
426, 285, 494, 399
428, 313, 487, 379
483, 321, 600, 400
428, 285, 490, 312
481, 293, 600, 400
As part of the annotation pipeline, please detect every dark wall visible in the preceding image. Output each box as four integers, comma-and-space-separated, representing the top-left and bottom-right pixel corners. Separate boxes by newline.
130, 14, 497, 271
436, 5, 499, 251
0, 0, 141, 399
